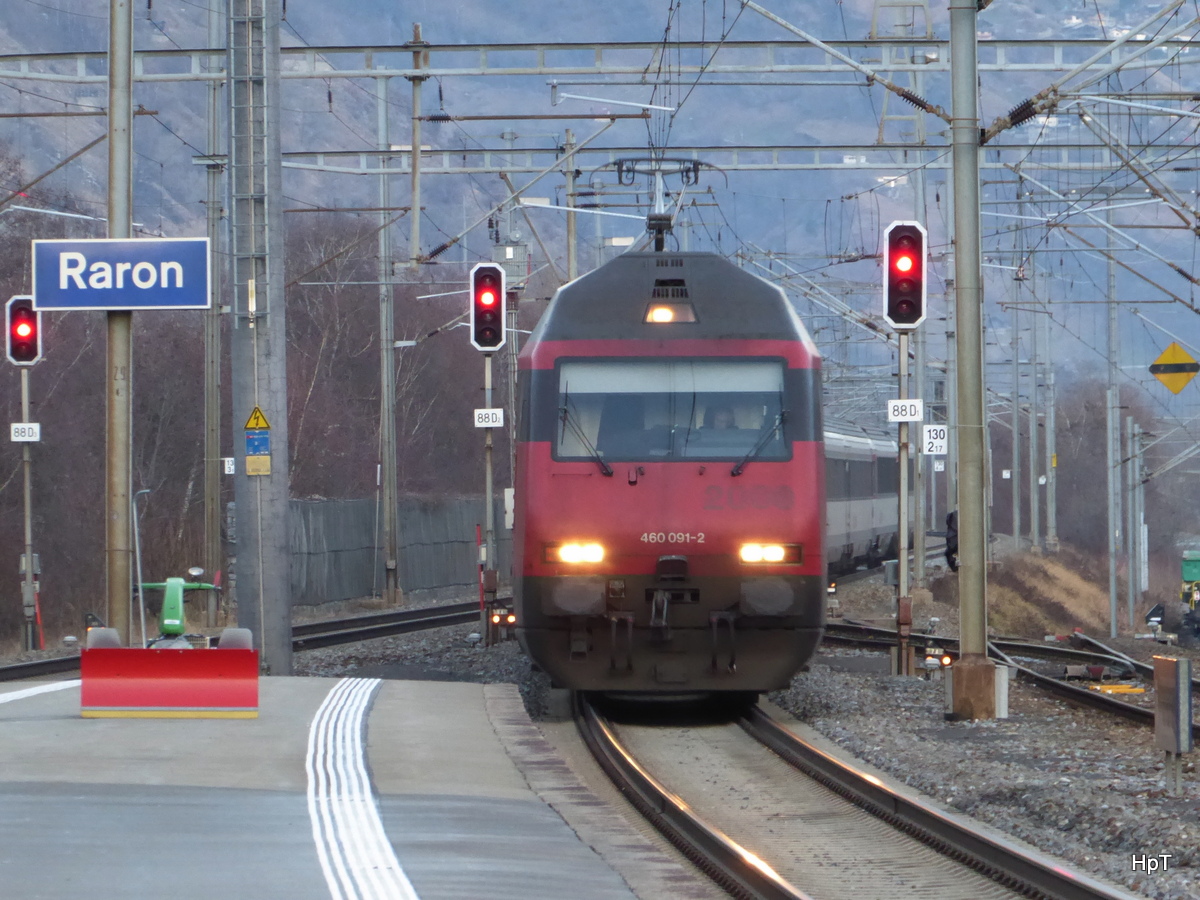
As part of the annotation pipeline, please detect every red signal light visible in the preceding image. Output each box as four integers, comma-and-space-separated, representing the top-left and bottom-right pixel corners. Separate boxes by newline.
469, 263, 507, 351
6, 297, 42, 366
882, 223, 926, 331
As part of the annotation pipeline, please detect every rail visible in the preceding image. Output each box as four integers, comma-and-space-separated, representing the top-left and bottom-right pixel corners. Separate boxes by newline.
824, 620, 1197, 736
574, 694, 811, 900
740, 706, 1140, 900
0, 600, 481, 682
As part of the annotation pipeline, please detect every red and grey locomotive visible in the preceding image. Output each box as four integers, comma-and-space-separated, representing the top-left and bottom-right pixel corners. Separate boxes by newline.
513, 250, 831, 695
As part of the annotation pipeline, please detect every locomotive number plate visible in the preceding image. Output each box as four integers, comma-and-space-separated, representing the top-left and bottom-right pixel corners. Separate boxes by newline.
640, 532, 706, 544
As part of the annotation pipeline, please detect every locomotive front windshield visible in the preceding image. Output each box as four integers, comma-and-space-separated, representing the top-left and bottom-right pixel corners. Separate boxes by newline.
556, 358, 788, 461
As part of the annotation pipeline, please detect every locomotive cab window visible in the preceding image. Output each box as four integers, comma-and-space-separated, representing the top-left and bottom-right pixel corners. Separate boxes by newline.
556, 359, 790, 462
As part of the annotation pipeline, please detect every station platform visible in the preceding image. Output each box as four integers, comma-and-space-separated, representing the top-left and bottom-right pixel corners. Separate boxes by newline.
0, 677, 708, 900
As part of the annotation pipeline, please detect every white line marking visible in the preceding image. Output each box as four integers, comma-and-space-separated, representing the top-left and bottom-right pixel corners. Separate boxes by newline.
0, 680, 80, 704
307, 678, 419, 900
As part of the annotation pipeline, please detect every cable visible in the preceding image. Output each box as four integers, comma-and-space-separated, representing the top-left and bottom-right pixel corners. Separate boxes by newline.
15, 0, 105, 18
146, 111, 206, 158
146, 15, 183, 51
0, 81, 105, 112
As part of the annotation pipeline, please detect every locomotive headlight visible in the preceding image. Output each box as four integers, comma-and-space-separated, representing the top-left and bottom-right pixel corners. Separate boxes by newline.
550, 542, 605, 564
738, 543, 800, 564
740, 544, 765, 562
643, 302, 697, 323
740, 543, 783, 562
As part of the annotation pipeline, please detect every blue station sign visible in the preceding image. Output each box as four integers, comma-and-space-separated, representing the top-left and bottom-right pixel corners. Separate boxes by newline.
31, 237, 210, 311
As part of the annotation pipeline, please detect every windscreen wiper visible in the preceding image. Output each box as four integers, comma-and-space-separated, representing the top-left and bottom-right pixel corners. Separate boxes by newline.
680, 391, 698, 455
559, 400, 614, 476
731, 411, 786, 476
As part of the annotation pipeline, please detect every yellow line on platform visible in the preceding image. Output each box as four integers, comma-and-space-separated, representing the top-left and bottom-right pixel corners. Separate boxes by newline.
81, 709, 258, 719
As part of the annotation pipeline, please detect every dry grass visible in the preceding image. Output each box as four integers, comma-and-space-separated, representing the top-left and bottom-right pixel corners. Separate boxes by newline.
990, 554, 1113, 636
928, 548, 1131, 639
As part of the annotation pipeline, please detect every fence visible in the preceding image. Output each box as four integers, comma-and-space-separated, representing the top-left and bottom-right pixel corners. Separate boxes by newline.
288, 495, 511, 608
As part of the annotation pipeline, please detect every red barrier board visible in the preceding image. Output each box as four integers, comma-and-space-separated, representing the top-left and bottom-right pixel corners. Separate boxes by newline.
80, 647, 259, 718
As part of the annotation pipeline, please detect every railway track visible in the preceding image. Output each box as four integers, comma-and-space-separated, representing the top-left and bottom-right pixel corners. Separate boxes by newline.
824, 620, 1200, 738
289, 600, 479, 650
575, 695, 807, 900
0, 600, 481, 683
576, 694, 1136, 900
829, 542, 948, 591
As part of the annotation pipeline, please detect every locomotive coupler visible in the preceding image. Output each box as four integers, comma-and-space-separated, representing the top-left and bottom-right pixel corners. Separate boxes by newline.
650, 590, 672, 643
709, 611, 737, 673
609, 612, 635, 672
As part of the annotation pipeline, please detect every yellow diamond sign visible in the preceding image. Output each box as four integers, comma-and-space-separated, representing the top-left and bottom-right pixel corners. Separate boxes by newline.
1149, 342, 1199, 394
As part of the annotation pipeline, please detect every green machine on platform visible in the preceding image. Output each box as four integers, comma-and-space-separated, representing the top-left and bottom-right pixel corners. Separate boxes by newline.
143, 569, 219, 647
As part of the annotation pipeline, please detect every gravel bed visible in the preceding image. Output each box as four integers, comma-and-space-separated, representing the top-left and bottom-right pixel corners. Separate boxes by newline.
770, 660, 1198, 900
293, 587, 1200, 900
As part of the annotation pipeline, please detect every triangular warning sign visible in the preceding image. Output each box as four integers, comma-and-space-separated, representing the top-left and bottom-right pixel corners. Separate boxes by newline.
244, 406, 271, 430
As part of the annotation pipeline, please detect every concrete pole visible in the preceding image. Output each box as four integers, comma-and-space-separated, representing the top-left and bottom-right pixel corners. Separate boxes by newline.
484, 354, 496, 571
1018, 181, 1041, 552
228, 0, 292, 673
913, 328, 927, 583
21, 369, 36, 650
408, 24, 426, 268
1125, 414, 1136, 629
203, 0, 224, 626
565, 130, 577, 280
911, 103, 928, 584
1044, 306, 1059, 551
377, 76, 401, 607
1010, 300, 1021, 548
1106, 203, 1120, 637
1135, 424, 1146, 604
506, 295, 519, 481
898, 332, 910, 601
945, 258, 958, 518
1028, 295, 1041, 550
594, 178, 605, 263
106, 0, 134, 641
949, 0, 995, 718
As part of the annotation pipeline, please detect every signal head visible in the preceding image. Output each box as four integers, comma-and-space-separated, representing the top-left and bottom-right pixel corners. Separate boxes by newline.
882, 222, 927, 331
469, 263, 507, 351
6, 296, 42, 366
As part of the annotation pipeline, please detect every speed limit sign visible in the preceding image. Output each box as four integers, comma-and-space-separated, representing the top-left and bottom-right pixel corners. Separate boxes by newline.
922, 424, 948, 455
